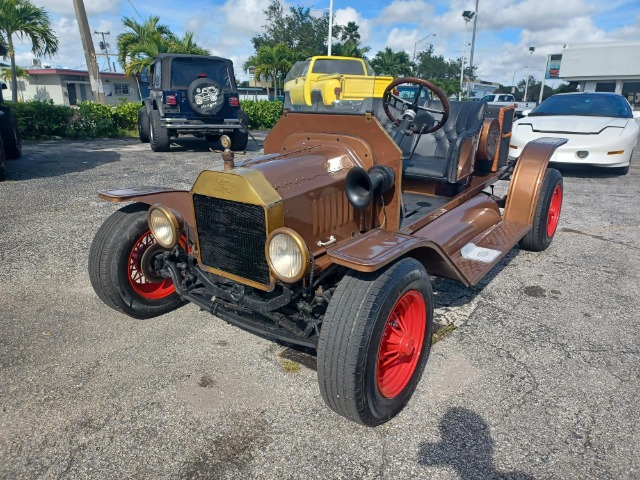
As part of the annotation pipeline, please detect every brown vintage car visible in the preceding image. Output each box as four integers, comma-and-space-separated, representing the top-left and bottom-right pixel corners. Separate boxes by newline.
89, 62, 566, 427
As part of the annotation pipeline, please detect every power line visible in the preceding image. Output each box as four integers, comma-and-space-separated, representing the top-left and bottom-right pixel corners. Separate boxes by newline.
126, 0, 143, 19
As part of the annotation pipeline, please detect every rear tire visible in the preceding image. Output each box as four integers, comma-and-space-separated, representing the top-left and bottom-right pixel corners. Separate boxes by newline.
149, 110, 170, 152
317, 258, 434, 426
0, 109, 21, 159
138, 107, 150, 143
519, 168, 563, 252
88, 203, 184, 319
230, 128, 248, 151
204, 134, 220, 142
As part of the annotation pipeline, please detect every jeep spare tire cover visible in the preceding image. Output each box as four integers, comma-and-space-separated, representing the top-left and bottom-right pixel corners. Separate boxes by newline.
187, 78, 224, 116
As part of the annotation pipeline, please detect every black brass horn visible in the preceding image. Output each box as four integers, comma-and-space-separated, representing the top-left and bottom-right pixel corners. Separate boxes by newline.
345, 165, 395, 209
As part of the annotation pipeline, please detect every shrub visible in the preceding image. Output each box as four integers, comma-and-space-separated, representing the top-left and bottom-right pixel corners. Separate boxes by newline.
113, 99, 140, 132
66, 101, 117, 138
6, 100, 73, 139
240, 100, 282, 130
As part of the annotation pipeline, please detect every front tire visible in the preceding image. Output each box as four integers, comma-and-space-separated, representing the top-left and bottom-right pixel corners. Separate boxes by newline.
230, 128, 248, 151
149, 110, 170, 152
317, 258, 434, 426
519, 168, 563, 252
88, 203, 184, 319
138, 107, 150, 143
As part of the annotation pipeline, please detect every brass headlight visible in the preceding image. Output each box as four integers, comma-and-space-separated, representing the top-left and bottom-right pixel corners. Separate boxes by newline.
147, 205, 183, 249
266, 228, 310, 283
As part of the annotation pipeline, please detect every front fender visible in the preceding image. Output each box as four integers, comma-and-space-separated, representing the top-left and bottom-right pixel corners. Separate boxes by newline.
98, 187, 195, 229
504, 137, 567, 225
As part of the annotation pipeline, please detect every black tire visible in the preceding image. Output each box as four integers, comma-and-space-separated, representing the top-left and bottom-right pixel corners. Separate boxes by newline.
229, 128, 248, 151
138, 107, 150, 143
317, 257, 434, 426
149, 110, 170, 152
204, 134, 220, 142
0, 134, 6, 181
187, 78, 224, 116
88, 203, 184, 319
519, 168, 563, 252
0, 109, 21, 159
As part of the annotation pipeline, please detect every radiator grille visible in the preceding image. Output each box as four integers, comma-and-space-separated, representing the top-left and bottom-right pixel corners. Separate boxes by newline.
193, 194, 270, 285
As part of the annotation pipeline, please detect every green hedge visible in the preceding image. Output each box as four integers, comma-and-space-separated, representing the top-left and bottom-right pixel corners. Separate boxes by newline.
240, 100, 283, 130
8, 99, 281, 140
7, 99, 140, 140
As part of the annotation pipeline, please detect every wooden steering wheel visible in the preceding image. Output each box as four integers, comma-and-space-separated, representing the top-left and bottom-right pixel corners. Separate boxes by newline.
382, 77, 450, 134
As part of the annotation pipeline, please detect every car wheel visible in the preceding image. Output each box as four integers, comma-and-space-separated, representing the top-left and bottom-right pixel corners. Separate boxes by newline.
230, 128, 248, 151
88, 203, 185, 319
317, 257, 434, 426
204, 134, 220, 142
519, 168, 563, 252
0, 135, 5, 181
138, 107, 150, 143
0, 109, 22, 160
149, 110, 170, 152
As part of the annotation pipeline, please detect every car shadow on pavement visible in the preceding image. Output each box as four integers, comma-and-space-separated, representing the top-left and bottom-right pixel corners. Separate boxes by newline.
167, 133, 265, 154
3, 145, 121, 181
418, 407, 534, 479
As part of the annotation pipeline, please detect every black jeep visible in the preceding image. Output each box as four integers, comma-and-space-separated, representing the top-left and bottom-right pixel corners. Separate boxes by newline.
0, 42, 22, 181
137, 54, 249, 152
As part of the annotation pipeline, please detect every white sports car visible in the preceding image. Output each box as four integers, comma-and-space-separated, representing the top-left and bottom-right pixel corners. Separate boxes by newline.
509, 92, 640, 175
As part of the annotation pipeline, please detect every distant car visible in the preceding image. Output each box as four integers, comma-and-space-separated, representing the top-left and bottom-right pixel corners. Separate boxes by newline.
509, 92, 640, 175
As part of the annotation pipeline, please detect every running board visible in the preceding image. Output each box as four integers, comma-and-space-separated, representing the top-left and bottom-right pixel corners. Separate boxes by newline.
453, 220, 530, 286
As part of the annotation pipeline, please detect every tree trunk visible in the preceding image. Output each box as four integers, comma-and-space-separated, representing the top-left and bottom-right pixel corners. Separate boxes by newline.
8, 35, 18, 103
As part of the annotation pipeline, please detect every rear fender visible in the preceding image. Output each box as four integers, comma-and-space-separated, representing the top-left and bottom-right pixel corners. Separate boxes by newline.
98, 187, 194, 229
504, 137, 567, 225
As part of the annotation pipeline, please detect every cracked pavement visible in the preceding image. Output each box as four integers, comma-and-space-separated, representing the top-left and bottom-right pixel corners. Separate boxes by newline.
1, 132, 639, 479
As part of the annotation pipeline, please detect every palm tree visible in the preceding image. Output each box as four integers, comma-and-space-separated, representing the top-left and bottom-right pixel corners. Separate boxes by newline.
117, 16, 209, 76
1, 64, 27, 100
339, 21, 361, 42
370, 48, 413, 77
0, 0, 58, 102
244, 43, 293, 99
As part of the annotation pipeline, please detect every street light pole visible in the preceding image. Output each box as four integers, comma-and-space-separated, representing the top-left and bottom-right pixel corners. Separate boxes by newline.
327, 0, 334, 56
523, 46, 535, 102
467, 0, 479, 97
460, 11, 475, 100
412, 33, 436, 64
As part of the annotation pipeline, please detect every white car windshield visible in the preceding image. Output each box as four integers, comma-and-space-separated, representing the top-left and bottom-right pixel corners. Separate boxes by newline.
529, 94, 632, 118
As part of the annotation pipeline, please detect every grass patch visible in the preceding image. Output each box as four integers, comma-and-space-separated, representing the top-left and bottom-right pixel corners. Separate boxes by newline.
279, 358, 302, 373
432, 323, 457, 344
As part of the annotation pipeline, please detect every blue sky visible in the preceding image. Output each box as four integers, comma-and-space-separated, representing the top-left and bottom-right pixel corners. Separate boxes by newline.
16, 0, 640, 86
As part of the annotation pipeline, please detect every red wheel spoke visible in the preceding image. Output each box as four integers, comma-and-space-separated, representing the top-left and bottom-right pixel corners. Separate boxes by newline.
127, 230, 176, 300
377, 290, 427, 399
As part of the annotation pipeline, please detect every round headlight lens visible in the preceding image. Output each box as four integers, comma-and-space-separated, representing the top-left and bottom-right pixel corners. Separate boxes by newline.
268, 232, 304, 281
148, 206, 179, 248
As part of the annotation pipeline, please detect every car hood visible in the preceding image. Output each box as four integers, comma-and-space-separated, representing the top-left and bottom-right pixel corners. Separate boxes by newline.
519, 115, 629, 134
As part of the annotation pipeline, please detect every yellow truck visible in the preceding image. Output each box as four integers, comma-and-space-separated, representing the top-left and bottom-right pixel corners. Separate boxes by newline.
284, 56, 393, 107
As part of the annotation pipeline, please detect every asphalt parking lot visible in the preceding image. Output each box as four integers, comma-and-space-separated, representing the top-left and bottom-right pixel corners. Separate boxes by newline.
1, 132, 639, 479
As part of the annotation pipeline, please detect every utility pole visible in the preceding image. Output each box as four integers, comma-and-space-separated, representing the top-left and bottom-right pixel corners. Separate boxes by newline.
72, 0, 105, 104
523, 46, 535, 103
94, 30, 112, 72
327, 0, 334, 56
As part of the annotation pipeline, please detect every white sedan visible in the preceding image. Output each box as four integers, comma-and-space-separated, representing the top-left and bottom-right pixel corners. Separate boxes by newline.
509, 92, 640, 175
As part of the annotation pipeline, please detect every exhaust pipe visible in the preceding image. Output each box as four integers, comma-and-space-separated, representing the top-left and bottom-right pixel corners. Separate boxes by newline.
345, 165, 395, 209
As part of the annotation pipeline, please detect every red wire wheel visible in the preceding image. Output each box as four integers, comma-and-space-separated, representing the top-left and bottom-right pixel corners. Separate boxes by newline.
127, 230, 176, 299
546, 184, 563, 238
377, 290, 427, 399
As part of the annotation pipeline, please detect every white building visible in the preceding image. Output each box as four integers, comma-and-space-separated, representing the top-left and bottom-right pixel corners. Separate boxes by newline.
559, 42, 640, 106
4, 68, 140, 106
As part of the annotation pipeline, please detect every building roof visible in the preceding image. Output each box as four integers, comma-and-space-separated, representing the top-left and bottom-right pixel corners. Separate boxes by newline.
27, 68, 132, 79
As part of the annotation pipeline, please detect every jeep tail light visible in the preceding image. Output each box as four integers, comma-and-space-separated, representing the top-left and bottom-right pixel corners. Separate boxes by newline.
166, 94, 177, 105
198, 74, 207, 78
334, 87, 342, 96
228, 96, 239, 107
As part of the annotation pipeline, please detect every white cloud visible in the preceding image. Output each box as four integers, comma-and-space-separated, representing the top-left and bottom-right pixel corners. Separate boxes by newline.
333, 7, 373, 44
33, 0, 121, 16
377, 0, 435, 26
